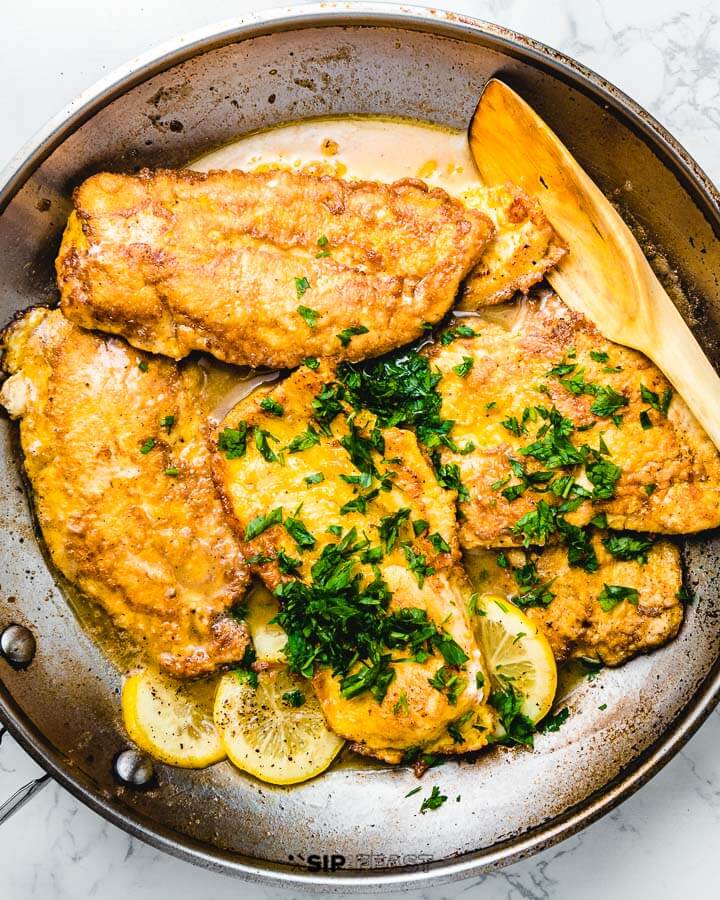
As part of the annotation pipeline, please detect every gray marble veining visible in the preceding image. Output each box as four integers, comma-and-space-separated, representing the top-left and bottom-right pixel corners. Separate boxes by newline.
0, 0, 719, 897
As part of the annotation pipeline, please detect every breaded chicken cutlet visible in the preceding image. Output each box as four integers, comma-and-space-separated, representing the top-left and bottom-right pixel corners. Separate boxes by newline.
211, 363, 495, 762
56, 168, 494, 369
465, 538, 684, 667
0, 308, 251, 678
461, 183, 567, 308
426, 293, 720, 548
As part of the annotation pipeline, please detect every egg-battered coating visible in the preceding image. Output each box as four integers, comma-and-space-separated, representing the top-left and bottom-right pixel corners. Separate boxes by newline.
465, 536, 684, 666
212, 364, 495, 763
56, 168, 494, 369
0, 308, 250, 678
461, 183, 567, 308
426, 293, 720, 548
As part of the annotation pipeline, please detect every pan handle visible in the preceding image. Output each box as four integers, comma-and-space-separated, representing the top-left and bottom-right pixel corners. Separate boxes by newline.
0, 726, 52, 826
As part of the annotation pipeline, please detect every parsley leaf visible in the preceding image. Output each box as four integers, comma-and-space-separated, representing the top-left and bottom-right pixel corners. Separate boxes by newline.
598, 583, 640, 612
259, 397, 284, 417
297, 305, 319, 328
489, 685, 536, 748
538, 707, 569, 733
402, 543, 435, 587
245, 507, 283, 541
640, 383, 673, 417
337, 325, 369, 347
255, 427, 280, 463
453, 356, 474, 378
378, 508, 411, 552
420, 785, 447, 813
284, 516, 316, 549
295, 276, 311, 298
287, 425, 321, 453
602, 533, 654, 564
282, 689, 306, 707
218, 423, 249, 459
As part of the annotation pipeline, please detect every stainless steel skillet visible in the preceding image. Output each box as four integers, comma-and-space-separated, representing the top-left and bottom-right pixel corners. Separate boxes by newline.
0, 4, 719, 891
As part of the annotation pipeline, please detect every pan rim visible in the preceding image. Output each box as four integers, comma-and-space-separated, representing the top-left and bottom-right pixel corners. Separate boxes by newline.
1, 3, 719, 889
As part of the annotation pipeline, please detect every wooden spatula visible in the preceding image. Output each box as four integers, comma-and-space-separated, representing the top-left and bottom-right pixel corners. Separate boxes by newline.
468, 78, 720, 450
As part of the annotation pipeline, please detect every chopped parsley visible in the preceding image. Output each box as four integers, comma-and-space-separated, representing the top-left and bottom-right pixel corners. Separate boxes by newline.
160, 414, 175, 431
297, 305, 319, 328
589, 385, 628, 418
501, 416, 528, 438
340, 488, 379, 515
585, 457, 621, 500
282, 689, 306, 707
284, 516, 316, 549
305, 472, 325, 485
277, 550, 302, 575
337, 325, 369, 347
538, 707, 569, 733
428, 666, 464, 705
420, 785, 447, 814
639, 410, 653, 430
244, 507, 283, 541
218, 423, 249, 459
489, 685, 536, 748
440, 325, 478, 345
602, 533, 654, 564
294, 276, 311, 298
303, 357, 320, 370
453, 356, 474, 378
597, 584, 640, 612
428, 532, 451, 554
402, 543, 435, 587
287, 425, 321, 453
640, 383, 673, 417
259, 397, 284, 417
138, 360, 149, 373
378, 508, 411, 552
139, 437, 156, 455
273, 528, 468, 703
164, 466, 179, 477
589, 350, 609, 364
255, 427, 280, 463
513, 581, 555, 609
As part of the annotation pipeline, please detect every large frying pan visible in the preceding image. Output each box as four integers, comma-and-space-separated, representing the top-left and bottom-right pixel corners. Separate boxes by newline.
1, 4, 719, 890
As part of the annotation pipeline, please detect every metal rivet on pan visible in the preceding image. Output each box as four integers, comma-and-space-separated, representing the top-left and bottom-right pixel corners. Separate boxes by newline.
0, 624, 36, 669
113, 749, 155, 788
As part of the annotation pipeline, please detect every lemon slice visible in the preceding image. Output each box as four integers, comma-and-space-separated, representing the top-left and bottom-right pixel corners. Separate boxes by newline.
122, 669, 226, 768
245, 584, 287, 663
214, 667, 344, 785
473, 593, 557, 724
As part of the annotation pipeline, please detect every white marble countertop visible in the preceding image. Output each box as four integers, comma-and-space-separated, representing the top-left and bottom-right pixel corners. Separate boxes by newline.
1, 0, 719, 897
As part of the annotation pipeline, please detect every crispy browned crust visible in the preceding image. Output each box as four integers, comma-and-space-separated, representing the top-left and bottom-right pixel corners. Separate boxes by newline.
210, 365, 495, 761
426, 293, 720, 548
57, 167, 494, 368
467, 538, 684, 666
0, 307, 250, 678
460, 183, 567, 308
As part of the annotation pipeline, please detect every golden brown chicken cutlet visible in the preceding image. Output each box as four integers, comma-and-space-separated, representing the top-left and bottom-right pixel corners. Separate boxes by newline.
0, 308, 251, 678
465, 537, 684, 666
425, 293, 720, 548
56, 168, 494, 369
211, 363, 495, 763
461, 183, 567, 308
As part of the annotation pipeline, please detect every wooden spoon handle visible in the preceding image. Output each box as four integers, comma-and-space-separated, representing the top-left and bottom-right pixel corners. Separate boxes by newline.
643, 279, 720, 449
469, 79, 720, 450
